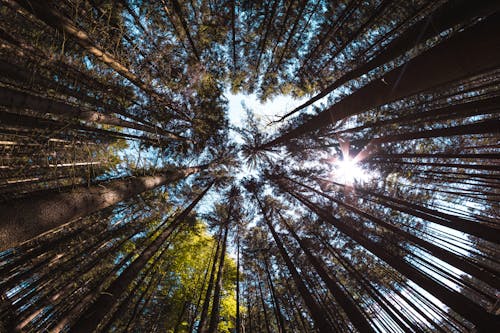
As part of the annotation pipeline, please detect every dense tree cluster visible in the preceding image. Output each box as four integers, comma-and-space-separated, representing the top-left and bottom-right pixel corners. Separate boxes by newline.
0, 0, 498, 332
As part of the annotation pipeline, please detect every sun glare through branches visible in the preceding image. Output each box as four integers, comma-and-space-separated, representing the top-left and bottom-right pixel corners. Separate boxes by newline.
329, 139, 378, 186
330, 155, 374, 186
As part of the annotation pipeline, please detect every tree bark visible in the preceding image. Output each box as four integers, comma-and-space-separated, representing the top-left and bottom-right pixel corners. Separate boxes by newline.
0, 166, 204, 250
278, 215, 375, 333
10, 0, 186, 119
286, 176, 500, 288
0, 86, 180, 139
197, 230, 222, 333
206, 223, 229, 333
255, 196, 335, 333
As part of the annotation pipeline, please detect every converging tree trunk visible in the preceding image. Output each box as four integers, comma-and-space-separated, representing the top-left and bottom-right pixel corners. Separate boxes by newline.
0, 166, 205, 250
254, 195, 335, 333
277, 213, 375, 333
279, 0, 500, 121
68, 182, 213, 332
9, 0, 187, 119
206, 223, 229, 333
283, 186, 499, 332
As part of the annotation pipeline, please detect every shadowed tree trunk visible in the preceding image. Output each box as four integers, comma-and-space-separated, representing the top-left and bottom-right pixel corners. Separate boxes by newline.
169, 0, 200, 61
188, 242, 217, 333
285, 176, 500, 288
9, 0, 187, 119
0, 86, 157, 135
0, 165, 205, 250
254, 195, 335, 333
277, 214, 375, 333
206, 223, 229, 333
313, 176, 500, 243
262, 256, 286, 333
236, 227, 241, 333
196, 229, 221, 333
279, 0, 500, 121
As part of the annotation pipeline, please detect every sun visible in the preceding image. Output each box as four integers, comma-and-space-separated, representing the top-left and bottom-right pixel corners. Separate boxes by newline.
329, 139, 377, 186
331, 155, 372, 185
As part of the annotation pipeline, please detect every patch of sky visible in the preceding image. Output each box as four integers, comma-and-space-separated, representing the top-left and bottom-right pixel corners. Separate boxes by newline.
224, 87, 331, 145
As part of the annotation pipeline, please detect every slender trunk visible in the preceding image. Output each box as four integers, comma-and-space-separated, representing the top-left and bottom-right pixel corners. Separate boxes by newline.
298, 0, 360, 73
315, 177, 500, 244
263, 256, 286, 333
126, 273, 165, 333
75, 241, 164, 333
319, 0, 393, 74
0, 86, 180, 139
278, 215, 375, 333
0, 166, 203, 250
206, 224, 229, 333
273, 1, 307, 72
254, 0, 279, 77
170, 0, 200, 61
231, 0, 237, 71
332, 95, 500, 136
364, 118, 500, 147
257, 275, 272, 333
236, 228, 241, 333
10, 0, 186, 118
68, 182, 213, 332
0, 30, 170, 132
320, 237, 417, 332
197, 230, 222, 333
286, 176, 500, 288
188, 242, 217, 333
254, 196, 334, 332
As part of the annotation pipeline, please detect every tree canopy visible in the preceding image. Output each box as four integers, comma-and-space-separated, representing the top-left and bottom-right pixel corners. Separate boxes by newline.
0, 1, 499, 332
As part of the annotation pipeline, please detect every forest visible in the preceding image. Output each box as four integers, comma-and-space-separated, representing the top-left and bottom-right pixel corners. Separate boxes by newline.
0, 0, 499, 332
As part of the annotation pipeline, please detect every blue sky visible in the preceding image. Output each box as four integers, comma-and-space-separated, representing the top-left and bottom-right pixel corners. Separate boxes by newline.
225, 90, 309, 131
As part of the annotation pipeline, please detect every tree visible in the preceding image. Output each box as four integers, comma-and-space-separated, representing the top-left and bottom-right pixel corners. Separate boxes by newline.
0, 165, 205, 249
1, 1, 498, 332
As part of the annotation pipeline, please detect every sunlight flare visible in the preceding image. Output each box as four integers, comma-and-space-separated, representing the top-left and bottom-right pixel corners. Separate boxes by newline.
331, 155, 374, 185
330, 140, 377, 186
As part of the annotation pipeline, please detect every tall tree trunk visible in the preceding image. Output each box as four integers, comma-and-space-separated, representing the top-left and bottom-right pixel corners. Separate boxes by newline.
0, 86, 183, 140
262, 256, 286, 333
261, 12, 500, 149
277, 215, 375, 333
254, 196, 335, 333
68, 182, 213, 333
169, 0, 200, 61
314, 176, 500, 243
188, 242, 217, 333
206, 223, 229, 333
9, 0, 186, 119
257, 274, 272, 333
235, 227, 241, 333
279, 0, 500, 122
332, 95, 500, 137
196, 229, 222, 333
0, 166, 204, 250
286, 176, 500, 288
